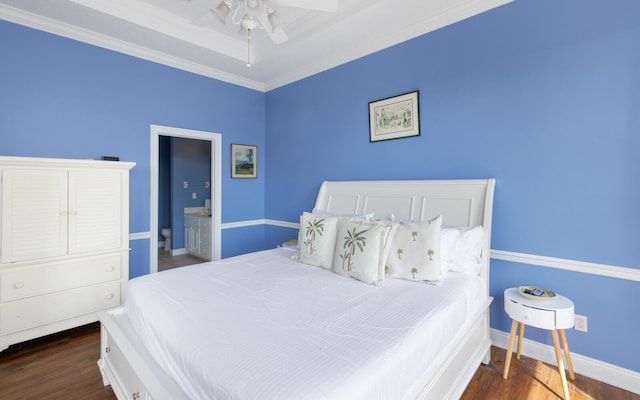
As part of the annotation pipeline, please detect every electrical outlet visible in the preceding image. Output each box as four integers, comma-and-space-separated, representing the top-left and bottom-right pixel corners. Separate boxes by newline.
575, 314, 588, 332
192, 193, 197, 199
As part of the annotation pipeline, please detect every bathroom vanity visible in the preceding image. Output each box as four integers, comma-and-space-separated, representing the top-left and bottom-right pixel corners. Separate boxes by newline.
184, 211, 211, 261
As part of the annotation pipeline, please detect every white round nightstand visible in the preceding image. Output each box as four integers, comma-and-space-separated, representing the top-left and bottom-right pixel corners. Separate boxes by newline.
502, 287, 576, 400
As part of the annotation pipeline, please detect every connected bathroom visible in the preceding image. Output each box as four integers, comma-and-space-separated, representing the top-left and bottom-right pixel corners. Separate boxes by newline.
158, 135, 212, 262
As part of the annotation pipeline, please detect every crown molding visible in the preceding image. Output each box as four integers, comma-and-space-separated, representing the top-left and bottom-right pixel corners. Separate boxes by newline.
2, 0, 513, 92
263, 0, 514, 90
0, 3, 266, 91
68, 0, 247, 61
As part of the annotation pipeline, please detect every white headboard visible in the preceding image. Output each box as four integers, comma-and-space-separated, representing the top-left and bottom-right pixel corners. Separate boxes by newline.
313, 179, 496, 293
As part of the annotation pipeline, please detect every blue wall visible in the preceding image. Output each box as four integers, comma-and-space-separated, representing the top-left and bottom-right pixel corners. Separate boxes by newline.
265, 0, 640, 373
0, 20, 266, 266
1, 0, 638, 377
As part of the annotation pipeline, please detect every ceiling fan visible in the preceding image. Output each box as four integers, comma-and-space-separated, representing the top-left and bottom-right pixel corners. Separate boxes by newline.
193, 0, 338, 46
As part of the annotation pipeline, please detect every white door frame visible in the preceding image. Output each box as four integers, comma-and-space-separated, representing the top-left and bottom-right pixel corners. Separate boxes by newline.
149, 124, 222, 273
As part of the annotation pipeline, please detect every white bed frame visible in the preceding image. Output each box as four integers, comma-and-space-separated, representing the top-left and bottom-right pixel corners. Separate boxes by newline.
98, 178, 496, 400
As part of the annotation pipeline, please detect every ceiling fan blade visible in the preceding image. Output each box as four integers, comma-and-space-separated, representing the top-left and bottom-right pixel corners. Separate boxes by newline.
269, 0, 337, 12
268, 26, 288, 44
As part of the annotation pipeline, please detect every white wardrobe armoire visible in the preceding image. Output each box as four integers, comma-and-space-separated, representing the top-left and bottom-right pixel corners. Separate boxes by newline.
0, 156, 135, 351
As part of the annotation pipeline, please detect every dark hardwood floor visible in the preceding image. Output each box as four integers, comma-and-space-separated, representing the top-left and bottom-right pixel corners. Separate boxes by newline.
1, 323, 638, 399
0, 323, 115, 400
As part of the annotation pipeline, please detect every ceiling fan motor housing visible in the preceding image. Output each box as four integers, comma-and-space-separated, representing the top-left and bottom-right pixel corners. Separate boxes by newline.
241, 16, 259, 30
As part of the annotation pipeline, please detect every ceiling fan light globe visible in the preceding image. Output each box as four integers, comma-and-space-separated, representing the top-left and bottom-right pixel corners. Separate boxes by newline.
213, 2, 231, 24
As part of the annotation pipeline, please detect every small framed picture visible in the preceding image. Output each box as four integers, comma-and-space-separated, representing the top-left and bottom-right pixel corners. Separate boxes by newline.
368, 90, 420, 142
231, 144, 257, 178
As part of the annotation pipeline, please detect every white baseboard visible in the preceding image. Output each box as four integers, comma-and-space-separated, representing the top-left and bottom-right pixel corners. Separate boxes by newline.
491, 329, 640, 395
156, 242, 187, 256
171, 248, 187, 256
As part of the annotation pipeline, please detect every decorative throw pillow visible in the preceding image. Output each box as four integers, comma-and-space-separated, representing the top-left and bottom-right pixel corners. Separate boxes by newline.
297, 212, 339, 269
385, 215, 443, 282
332, 218, 396, 286
390, 214, 482, 275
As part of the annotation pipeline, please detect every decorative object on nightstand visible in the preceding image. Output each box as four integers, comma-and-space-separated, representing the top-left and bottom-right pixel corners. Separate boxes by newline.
503, 287, 576, 400
278, 239, 298, 248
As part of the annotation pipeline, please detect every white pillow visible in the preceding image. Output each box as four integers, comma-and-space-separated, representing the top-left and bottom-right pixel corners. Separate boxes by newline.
332, 218, 397, 286
440, 227, 461, 271
297, 212, 339, 269
447, 225, 484, 275
386, 215, 443, 282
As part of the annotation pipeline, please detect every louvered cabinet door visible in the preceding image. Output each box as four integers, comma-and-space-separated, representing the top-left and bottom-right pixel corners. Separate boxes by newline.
1, 169, 68, 263
68, 169, 126, 255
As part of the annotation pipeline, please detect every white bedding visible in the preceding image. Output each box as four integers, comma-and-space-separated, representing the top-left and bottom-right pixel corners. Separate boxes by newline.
124, 247, 486, 400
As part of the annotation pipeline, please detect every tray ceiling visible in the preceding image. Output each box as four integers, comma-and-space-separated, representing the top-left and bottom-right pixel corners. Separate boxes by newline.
0, 0, 512, 91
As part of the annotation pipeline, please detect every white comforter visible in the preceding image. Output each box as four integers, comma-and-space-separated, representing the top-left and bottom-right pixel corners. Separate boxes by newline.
124, 247, 485, 400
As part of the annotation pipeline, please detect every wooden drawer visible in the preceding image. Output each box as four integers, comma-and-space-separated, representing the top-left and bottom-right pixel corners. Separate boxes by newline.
0, 281, 121, 334
103, 329, 149, 400
0, 254, 122, 302
505, 298, 556, 329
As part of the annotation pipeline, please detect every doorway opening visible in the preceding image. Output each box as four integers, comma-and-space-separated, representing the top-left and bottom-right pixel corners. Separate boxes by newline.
150, 125, 222, 274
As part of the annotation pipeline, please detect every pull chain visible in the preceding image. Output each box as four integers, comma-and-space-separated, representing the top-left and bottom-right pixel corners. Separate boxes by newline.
246, 29, 252, 67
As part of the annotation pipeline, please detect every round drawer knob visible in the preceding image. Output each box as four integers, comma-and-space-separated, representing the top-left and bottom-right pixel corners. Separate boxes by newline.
105, 266, 114, 272
105, 293, 115, 300
12, 282, 25, 289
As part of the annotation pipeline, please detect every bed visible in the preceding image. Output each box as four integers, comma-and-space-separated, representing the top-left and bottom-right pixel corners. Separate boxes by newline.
98, 179, 496, 400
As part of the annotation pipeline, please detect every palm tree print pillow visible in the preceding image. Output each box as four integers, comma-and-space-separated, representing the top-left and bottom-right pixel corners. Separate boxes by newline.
385, 215, 444, 282
331, 218, 396, 286
297, 212, 339, 269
